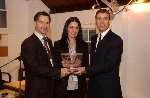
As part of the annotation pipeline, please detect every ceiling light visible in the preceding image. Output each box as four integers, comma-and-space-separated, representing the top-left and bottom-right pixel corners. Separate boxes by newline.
134, 0, 145, 3
92, 4, 99, 10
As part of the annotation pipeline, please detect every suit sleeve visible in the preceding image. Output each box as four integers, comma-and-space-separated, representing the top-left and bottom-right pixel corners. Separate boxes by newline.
53, 41, 63, 68
81, 42, 89, 67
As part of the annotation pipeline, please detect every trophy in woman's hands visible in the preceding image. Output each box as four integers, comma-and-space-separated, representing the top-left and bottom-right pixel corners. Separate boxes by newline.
61, 53, 83, 73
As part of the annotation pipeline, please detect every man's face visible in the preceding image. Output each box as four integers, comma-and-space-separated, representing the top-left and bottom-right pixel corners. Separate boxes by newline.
35, 15, 50, 35
95, 12, 110, 32
67, 21, 79, 39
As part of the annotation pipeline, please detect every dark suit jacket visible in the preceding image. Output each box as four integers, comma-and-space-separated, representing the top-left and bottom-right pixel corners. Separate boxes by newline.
54, 39, 89, 98
21, 34, 61, 98
86, 30, 123, 98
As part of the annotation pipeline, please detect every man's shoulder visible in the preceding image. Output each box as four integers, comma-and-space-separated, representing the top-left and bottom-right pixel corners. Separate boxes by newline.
22, 34, 37, 46
109, 31, 122, 41
108, 31, 123, 46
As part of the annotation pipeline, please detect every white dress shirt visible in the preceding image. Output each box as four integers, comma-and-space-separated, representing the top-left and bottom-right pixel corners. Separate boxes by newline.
96, 28, 110, 48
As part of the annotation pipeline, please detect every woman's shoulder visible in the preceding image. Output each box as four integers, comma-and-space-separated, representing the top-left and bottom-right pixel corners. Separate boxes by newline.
54, 39, 67, 47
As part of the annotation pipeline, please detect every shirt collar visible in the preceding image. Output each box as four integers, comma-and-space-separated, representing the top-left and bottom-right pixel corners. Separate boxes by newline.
34, 31, 46, 41
99, 28, 110, 39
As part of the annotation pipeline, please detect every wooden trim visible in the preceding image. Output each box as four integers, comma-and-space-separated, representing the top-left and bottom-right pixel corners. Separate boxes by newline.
0, 46, 8, 57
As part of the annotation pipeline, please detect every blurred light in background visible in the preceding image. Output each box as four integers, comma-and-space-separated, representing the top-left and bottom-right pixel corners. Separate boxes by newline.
128, 2, 150, 12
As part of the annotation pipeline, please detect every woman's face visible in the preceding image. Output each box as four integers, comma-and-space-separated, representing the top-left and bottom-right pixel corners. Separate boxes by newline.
67, 21, 79, 39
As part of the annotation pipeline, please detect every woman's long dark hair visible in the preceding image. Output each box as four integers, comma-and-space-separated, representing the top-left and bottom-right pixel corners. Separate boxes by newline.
61, 17, 83, 41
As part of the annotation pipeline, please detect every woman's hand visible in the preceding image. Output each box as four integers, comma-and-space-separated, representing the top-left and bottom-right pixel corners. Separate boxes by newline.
62, 60, 69, 68
74, 58, 82, 67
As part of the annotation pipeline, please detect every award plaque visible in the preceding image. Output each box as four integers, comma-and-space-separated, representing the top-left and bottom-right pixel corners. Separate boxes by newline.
61, 53, 83, 68
61, 53, 83, 90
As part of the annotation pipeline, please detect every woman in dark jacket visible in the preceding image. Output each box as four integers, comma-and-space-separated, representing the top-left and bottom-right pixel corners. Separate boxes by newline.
54, 17, 89, 98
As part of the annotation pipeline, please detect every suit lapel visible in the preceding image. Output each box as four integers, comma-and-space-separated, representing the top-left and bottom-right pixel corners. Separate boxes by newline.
31, 34, 44, 49
96, 30, 112, 49
32, 34, 52, 62
101, 30, 113, 45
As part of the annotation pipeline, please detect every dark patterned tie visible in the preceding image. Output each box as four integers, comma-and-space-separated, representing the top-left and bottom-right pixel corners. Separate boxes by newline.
43, 37, 52, 59
43, 37, 54, 67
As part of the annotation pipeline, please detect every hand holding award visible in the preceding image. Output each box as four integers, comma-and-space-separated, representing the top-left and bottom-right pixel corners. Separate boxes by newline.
61, 53, 83, 73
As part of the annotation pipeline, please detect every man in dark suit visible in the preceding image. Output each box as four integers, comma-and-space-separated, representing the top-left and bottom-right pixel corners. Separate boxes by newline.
75, 9, 123, 98
21, 11, 70, 98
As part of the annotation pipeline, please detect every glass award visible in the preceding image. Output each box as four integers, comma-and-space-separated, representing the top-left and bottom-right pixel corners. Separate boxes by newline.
61, 53, 83, 90
61, 53, 83, 69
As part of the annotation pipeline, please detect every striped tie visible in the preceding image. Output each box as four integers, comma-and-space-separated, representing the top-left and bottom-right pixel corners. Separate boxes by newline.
43, 37, 52, 59
43, 37, 54, 67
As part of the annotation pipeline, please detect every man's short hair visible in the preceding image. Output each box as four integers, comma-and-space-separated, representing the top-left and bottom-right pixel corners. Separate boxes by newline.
95, 9, 110, 19
34, 11, 51, 22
